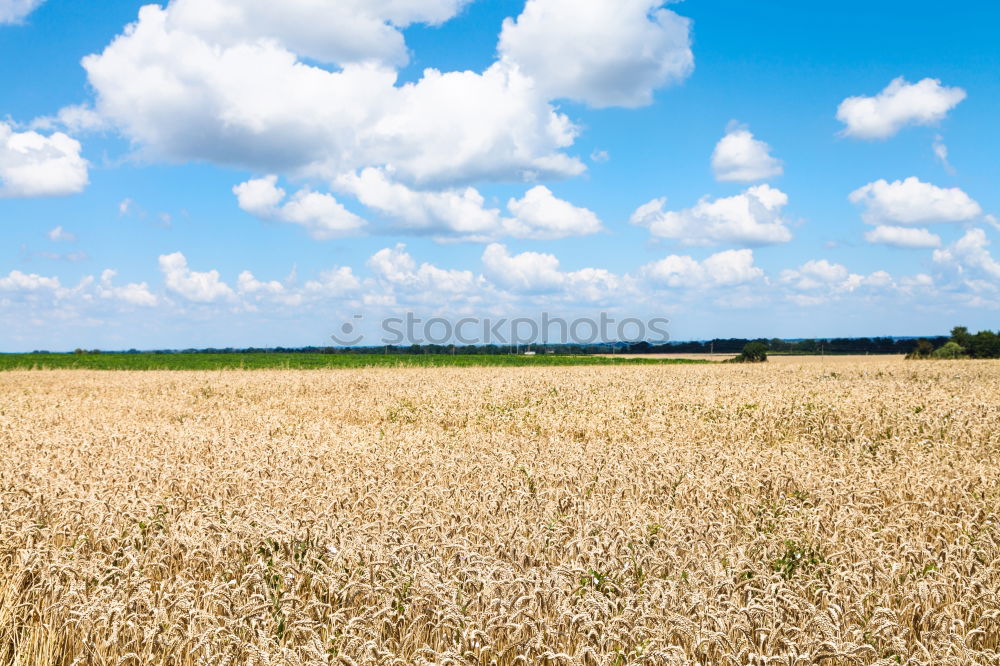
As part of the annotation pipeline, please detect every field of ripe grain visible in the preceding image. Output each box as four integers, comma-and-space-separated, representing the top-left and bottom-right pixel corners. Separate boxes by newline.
2, 359, 999, 665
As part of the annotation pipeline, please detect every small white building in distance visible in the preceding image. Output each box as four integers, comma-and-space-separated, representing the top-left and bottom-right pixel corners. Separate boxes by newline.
523, 351, 536, 356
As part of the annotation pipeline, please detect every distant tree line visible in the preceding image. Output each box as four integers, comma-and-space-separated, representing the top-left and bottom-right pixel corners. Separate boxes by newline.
661, 337, 943, 355
29, 336, 966, 357
906, 327, 1000, 360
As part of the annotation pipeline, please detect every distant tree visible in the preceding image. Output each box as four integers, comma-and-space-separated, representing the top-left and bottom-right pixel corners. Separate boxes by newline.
968, 331, 1000, 359
906, 339, 935, 359
950, 326, 972, 349
931, 341, 965, 359
796, 339, 818, 353
74, 348, 85, 355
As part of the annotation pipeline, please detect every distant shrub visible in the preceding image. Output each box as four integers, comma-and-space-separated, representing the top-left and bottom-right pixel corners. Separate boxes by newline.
728, 341, 768, 363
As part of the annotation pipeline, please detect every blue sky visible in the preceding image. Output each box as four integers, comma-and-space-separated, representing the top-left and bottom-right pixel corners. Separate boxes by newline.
1, 0, 998, 351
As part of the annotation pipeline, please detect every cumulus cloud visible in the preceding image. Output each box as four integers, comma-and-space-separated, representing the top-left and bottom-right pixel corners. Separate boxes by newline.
236, 271, 285, 297
368, 244, 483, 297
933, 228, 1000, 281
481, 243, 564, 292
81, 5, 582, 187
481, 243, 621, 300
711, 124, 782, 183
849, 177, 981, 225
302, 267, 361, 297
1, 266, 151, 310
0, 0, 45, 24
784, 259, 851, 286
641, 249, 763, 288
164, 0, 472, 67
630, 185, 793, 246
335, 169, 501, 238
0, 122, 88, 198
503, 186, 603, 240
778, 260, 895, 303
234, 175, 365, 239
837, 77, 966, 139
235, 269, 309, 307
498, 0, 693, 108
0, 269, 61, 292
158, 252, 235, 303
97, 269, 157, 307
333, 169, 602, 240
864, 225, 942, 249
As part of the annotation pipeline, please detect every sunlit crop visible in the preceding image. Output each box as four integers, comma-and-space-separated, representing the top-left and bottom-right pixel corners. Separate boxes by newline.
1, 357, 998, 664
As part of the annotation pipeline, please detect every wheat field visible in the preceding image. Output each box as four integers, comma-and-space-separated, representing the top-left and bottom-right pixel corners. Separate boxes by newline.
1, 358, 998, 665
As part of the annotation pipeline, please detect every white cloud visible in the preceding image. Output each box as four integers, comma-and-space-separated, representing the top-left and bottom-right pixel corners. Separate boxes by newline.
778, 259, 890, 301
849, 177, 981, 225
481, 243, 565, 292
559, 267, 623, 302
0, 269, 61, 292
335, 168, 501, 237
640, 254, 702, 288
97, 269, 157, 307
864, 225, 942, 249
865, 270, 894, 288
158, 252, 235, 303
702, 250, 766, 286
335, 170, 602, 240
165, 0, 472, 67
481, 243, 622, 300
503, 186, 603, 240
498, 0, 693, 108
0, 122, 88, 198
642, 249, 763, 288
790, 259, 849, 285
235, 269, 308, 307
711, 124, 782, 183
590, 149, 609, 163
932, 135, 955, 174
47, 226, 77, 243
303, 267, 361, 297
234, 175, 365, 240
236, 270, 285, 297
837, 77, 966, 140
631, 184, 793, 246
82, 5, 582, 187
0, 0, 45, 24
933, 228, 1000, 281
368, 244, 482, 297
30, 104, 109, 134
